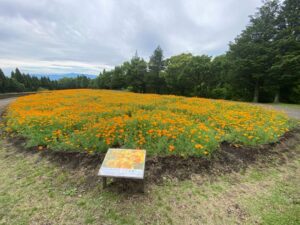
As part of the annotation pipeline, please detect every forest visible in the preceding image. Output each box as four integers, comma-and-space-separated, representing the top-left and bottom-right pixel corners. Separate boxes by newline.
0, 0, 299, 103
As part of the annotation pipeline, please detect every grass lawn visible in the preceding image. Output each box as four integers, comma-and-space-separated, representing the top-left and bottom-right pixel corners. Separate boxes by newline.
0, 138, 299, 225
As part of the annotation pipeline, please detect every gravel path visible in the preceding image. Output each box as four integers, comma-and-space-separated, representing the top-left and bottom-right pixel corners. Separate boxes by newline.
0, 98, 16, 116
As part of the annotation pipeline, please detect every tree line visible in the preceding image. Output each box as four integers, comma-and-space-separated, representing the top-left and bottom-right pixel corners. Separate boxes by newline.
91, 0, 299, 103
0, 68, 52, 92
1, 0, 299, 103
0, 68, 92, 92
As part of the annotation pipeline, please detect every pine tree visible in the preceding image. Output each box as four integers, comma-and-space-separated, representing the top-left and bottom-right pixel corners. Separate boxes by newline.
125, 52, 147, 93
0, 68, 7, 92
229, 0, 280, 102
147, 46, 166, 93
269, 0, 300, 102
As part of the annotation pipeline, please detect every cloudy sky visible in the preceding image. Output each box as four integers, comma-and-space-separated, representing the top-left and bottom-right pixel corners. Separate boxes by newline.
0, 0, 263, 75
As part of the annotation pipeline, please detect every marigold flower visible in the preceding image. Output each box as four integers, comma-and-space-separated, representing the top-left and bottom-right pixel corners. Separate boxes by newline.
5, 89, 290, 156
195, 144, 203, 149
169, 145, 175, 152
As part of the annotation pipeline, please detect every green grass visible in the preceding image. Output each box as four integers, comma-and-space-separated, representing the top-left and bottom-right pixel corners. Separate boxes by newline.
242, 181, 300, 225
0, 140, 299, 225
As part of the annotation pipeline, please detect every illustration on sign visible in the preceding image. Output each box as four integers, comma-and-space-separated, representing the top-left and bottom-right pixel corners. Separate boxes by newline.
98, 148, 146, 179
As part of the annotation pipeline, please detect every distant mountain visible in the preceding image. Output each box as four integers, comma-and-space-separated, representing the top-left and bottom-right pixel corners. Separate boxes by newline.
31, 73, 97, 80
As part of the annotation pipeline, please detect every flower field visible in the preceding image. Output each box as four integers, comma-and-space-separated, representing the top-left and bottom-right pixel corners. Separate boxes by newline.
4, 89, 291, 156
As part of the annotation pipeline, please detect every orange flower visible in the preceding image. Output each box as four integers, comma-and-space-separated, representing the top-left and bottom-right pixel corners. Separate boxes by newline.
169, 145, 175, 152
5, 89, 290, 156
195, 144, 203, 149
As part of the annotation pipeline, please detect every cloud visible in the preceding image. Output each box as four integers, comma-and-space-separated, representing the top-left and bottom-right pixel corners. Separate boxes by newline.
0, 58, 112, 75
0, 0, 262, 75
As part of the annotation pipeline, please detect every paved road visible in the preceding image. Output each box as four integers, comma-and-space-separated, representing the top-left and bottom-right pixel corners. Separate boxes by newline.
254, 103, 300, 120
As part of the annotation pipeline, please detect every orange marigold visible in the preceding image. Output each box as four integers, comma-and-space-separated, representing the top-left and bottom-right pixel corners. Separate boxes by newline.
169, 145, 175, 152
195, 144, 203, 149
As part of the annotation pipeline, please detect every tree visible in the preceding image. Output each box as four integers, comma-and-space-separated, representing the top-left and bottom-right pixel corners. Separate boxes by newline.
183, 55, 212, 97
164, 53, 193, 95
7, 78, 25, 92
268, 0, 300, 102
111, 66, 126, 89
125, 53, 147, 93
40, 76, 52, 89
11, 68, 24, 84
76, 75, 90, 88
228, 0, 280, 102
97, 70, 113, 89
147, 46, 166, 93
0, 68, 7, 93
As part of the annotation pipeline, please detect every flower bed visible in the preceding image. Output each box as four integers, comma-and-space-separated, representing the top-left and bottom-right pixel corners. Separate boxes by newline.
4, 89, 291, 156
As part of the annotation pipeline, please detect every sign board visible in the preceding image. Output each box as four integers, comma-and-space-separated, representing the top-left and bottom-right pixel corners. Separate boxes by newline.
98, 148, 146, 179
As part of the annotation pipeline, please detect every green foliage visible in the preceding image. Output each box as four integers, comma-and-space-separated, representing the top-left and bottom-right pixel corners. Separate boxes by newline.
184, 55, 212, 97
56, 75, 90, 89
211, 87, 228, 99
228, 0, 299, 103
146, 46, 166, 93
289, 84, 300, 103
0, 69, 7, 92
164, 53, 193, 95
37, 87, 49, 92
125, 53, 147, 93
